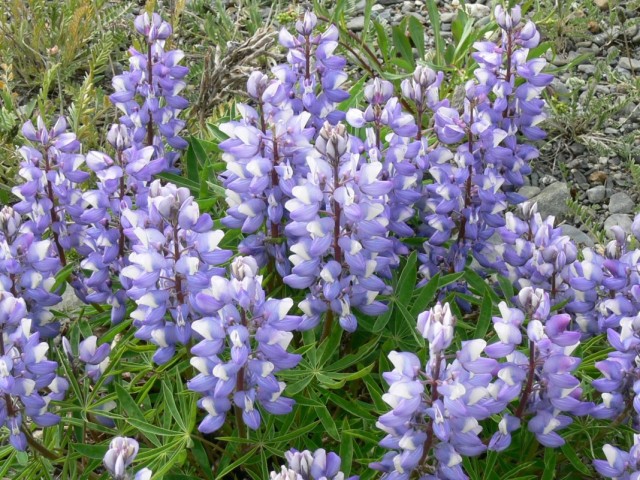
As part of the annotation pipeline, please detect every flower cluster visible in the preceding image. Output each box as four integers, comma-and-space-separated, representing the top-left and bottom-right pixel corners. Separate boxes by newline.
0, 290, 67, 450
110, 12, 189, 171
103, 436, 152, 480
270, 448, 357, 480
284, 121, 391, 332
277, 12, 349, 128
373, 289, 594, 478
188, 256, 301, 431
418, 5, 551, 282
121, 180, 232, 364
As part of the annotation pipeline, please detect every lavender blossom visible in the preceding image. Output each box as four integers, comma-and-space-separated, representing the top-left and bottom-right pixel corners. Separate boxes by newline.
188, 256, 301, 432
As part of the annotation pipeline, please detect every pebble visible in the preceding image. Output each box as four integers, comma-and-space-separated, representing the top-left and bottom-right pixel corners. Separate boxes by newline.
578, 64, 596, 74
346, 16, 365, 31
595, 0, 609, 10
587, 185, 607, 203
531, 182, 570, 222
464, 4, 490, 18
589, 171, 608, 184
604, 214, 633, 237
518, 186, 541, 199
560, 225, 595, 248
572, 170, 588, 188
619, 57, 640, 71
609, 192, 635, 214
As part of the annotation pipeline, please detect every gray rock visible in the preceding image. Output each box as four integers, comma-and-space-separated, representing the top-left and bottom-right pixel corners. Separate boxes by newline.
518, 186, 541, 199
346, 16, 365, 31
572, 170, 588, 188
560, 225, 595, 248
587, 185, 607, 203
440, 12, 456, 23
578, 64, 596, 75
604, 214, 633, 237
619, 57, 640, 71
551, 78, 570, 96
464, 3, 490, 18
531, 182, 570, 222
569, 142, 586, 155
609, 192, 635, 214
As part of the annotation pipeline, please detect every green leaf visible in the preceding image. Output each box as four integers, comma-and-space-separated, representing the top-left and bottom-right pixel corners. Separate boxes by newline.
374, 21, 390, 63
396, 301, 423, 346
162, 379, 186, 432
189, 438, 215, 480
327, 392, 376, 421
473, 293, 494, 339
185, 143, 200, 184
411, 273, 440, 316
270, 420, 321, 444
339, 418, 353, 476
497, 274, 515, 301
318, 326, 343, 367
71, 444, 108, 460
542, 448, 556, 480
314, 405, 339, 440
408, 15, 425, 60
559, 443, 591, 476
397, 251, 417, 305
392, 24, 415, 69
371, 305, 394, 332
51, 263, 75, 292
114, 383, 160, 446
426, 0, 444, 66
211, 448, 260, 478
126, 418, 183, 437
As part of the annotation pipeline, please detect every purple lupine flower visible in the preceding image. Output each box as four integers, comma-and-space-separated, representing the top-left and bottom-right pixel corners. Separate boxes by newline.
594, 437, 640, 478
121, 180, 232, 364
103, 436, 139, 480
271, 448, 358, 480
188, 256, 301, 432
62, 336, 111, 383
373, 304, 503, 479
283, 121, 391, 332
0, 291, 67, 451
110, 13, 189, 171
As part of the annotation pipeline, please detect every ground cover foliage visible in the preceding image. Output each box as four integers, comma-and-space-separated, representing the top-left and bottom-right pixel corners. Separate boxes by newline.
0, 0, 639, 479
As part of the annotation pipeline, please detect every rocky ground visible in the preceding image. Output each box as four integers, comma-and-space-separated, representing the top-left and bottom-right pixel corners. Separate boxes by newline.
346, 0, 640, 247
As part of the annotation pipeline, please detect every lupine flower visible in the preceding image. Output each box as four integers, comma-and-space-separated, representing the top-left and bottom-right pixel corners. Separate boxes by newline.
121, 180, 232, 364
284, 121, 391, 332
188, 256, 301, 432
110, 13, 189, 171
594, 437, 640, 478
0, 290, 67, 451
62, 336, 111, 383
103, 436, 140, 480
270, 448, 358, 480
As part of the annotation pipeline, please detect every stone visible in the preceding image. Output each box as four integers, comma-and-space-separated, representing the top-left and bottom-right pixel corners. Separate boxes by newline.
587, 185, 607, 203
531, 182, 570, 222
604, 214, 633, 237
619, 57, 640, 71
572, 170, 588, 188
589, 171, 608, 184
464, 3, 490, 18
518, 186, 541, 199
560, 225, 595, 248
609, 192, 635, 214
578, 64, 596, 75
594, 0, 609, 10
440, 12, 456, 23
346, 16, 365, 31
